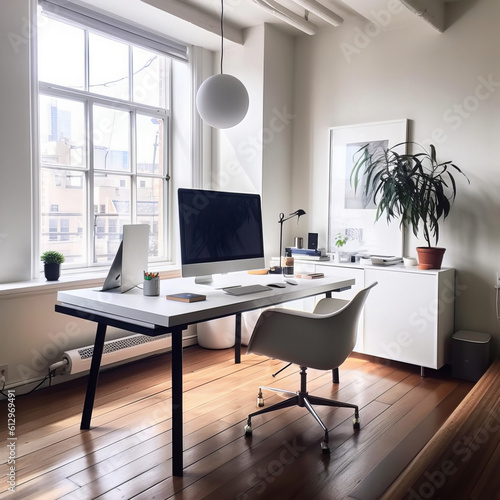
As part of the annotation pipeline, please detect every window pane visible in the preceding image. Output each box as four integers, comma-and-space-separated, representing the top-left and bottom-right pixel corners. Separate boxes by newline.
137, 177, 164, 258
93, 105, 130, 171
40, 96, 85, 168
41, 169, 86, 264
38, 16, 85, 89
137, 115, 164, 175
94, 173, 131, 263
89, 33, 129, 100
37, 12, 173, 270
133, 47, 166, 107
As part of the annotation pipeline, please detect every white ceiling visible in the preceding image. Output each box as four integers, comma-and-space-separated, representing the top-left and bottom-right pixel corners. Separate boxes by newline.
72, 0, 463, 50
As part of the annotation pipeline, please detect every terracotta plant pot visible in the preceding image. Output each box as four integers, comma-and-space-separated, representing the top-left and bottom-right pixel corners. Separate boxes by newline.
416, 247, 446, 270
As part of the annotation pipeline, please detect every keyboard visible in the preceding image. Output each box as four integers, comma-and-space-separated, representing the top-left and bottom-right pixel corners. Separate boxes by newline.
223, 284, 272, 296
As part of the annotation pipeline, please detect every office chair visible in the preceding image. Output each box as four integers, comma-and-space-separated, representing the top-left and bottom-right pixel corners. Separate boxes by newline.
244, 282, 377, 454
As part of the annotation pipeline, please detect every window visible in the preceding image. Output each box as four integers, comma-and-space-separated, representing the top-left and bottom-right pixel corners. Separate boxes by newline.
37, 7, 177, 268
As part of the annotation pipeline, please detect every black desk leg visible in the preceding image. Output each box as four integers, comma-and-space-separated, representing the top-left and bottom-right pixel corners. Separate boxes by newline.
172, 327, 184, 477
235, 313, 242, 364
81, 322, 107, 430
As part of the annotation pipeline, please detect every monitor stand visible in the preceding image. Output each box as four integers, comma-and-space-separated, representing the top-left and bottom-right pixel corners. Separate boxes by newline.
195, 275, 213, 285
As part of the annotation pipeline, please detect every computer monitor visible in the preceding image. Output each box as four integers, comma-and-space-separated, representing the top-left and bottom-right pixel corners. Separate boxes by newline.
101, 224, 150, 293
178, 188, 265, 284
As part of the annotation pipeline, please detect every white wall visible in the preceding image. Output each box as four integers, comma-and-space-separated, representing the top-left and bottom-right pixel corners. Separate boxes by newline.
0, 0, 33, 282
292, 0, 500, 355
261, 25, 297, 264
215, 23, 295, 267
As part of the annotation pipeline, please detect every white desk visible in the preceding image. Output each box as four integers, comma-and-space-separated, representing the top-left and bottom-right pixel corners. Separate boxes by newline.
56, 272, 355, 476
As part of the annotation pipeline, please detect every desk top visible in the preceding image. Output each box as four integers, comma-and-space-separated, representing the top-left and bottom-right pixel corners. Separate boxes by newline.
57, 272, 355, 328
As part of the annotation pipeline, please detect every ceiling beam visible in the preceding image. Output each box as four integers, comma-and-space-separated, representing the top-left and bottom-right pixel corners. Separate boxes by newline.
251, 0, 318, 35
290, 0, 343, 27
400, 0, 445, 32
141, 0, 245, 44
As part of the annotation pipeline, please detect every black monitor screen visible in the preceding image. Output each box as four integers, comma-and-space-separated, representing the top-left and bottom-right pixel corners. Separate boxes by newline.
178, 188, 264, 268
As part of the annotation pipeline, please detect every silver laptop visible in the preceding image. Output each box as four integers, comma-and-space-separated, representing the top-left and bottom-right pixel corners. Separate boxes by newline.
101, 224, 149, 293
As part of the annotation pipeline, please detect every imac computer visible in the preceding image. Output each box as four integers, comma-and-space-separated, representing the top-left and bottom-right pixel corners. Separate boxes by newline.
177, 188, 265, 284
101, 224, 150, 293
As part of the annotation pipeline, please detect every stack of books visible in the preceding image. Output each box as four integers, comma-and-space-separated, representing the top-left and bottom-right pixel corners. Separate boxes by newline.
288, 248, 329, 261
370, 255, 403, 266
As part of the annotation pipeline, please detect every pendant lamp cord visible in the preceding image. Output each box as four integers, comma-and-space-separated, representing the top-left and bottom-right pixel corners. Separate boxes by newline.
220, 0, 224, 74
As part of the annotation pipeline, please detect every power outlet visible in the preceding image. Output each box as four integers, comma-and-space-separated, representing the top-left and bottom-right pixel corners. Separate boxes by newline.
497, 273, 500, 288
0, 364, 8, 385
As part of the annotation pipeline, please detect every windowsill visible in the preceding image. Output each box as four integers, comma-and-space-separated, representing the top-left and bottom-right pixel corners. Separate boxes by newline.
0, 262, 181, 298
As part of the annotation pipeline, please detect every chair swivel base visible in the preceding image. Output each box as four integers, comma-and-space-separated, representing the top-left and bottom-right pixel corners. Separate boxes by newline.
244, 367, 360, 454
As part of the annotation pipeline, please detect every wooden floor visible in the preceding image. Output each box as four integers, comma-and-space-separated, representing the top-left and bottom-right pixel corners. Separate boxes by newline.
381, 360, 500, 500
0, 346, 474, 500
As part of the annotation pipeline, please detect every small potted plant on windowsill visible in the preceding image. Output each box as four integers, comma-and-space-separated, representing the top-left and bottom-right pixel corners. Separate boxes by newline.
351, 142, 469, 269
41, 251, 65, 281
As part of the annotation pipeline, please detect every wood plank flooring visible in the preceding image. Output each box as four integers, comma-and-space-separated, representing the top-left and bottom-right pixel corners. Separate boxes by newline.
381, 360, 500, 500
0, 346, 474, 500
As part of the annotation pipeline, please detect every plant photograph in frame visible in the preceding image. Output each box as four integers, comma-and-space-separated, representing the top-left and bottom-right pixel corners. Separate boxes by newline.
328, 119, 408, 256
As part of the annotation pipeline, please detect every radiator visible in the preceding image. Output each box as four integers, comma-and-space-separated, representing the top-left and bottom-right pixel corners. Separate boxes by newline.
62, 333, 176, 375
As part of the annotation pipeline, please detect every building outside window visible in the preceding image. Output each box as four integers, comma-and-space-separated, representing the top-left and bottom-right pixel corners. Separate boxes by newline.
36, 5, 182, 268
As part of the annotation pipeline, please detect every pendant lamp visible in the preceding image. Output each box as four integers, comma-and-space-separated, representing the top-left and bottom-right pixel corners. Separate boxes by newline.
196, 0, 249, 129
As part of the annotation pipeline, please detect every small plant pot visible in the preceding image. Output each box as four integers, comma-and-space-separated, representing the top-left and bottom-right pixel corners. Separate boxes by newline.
416, 247, 446, 270
44, 263, 61, 281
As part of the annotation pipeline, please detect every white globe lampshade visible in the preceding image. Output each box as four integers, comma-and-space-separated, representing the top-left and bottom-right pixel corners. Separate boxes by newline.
196, 74, 249, 129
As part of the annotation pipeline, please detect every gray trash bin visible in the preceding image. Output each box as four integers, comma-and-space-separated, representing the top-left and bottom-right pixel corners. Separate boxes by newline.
452, 330, 491, 382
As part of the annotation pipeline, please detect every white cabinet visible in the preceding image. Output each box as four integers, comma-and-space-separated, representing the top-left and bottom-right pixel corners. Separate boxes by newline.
295, 260, 455, 371
363, 267, 455, 370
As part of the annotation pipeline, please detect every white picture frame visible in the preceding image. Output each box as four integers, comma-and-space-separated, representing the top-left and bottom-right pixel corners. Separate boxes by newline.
328, 119, 408, 256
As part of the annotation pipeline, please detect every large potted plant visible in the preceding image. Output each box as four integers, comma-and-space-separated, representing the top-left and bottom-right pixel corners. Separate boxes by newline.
41, 251, 65, 281
351, 142, 469, 269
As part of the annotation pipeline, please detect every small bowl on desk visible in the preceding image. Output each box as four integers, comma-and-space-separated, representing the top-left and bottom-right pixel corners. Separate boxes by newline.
403, 257, 418, 267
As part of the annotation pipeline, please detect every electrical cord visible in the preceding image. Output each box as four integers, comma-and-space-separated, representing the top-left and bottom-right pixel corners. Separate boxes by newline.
0, 358, 70, 398
0, 367, 56, 399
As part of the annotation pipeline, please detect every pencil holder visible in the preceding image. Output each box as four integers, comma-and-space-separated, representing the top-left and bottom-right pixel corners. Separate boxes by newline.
143, 277, 160, 296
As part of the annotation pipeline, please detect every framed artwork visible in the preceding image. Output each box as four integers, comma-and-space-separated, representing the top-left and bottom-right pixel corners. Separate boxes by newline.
328, 119, 408, 256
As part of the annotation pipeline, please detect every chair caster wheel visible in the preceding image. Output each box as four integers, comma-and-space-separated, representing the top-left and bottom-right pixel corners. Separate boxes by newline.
244, 424, 252, 437
321, 441, 330, 454
257, 389, 264, 408
353, 417, 360, 430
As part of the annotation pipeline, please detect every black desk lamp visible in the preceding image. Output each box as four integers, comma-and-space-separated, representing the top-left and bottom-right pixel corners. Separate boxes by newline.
274, 209, 306, 274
